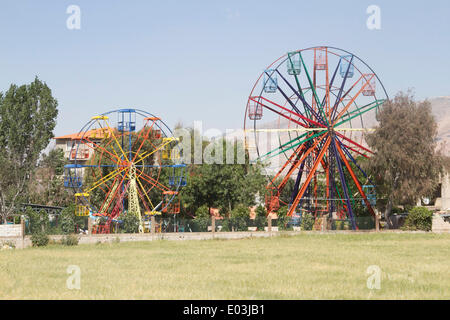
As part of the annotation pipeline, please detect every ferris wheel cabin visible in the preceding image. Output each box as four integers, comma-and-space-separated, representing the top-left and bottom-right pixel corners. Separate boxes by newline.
362, 74, 376, 96
263, 69, 277, 93
339, 55, 354, 78
117, 109, 136, 132
287, 52, 301, 75
248, 101, 263, 120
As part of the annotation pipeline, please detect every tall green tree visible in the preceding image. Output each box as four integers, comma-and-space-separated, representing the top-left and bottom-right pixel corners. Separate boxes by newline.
29, 148, 72, 207
180, 138, 266, 216
0, 77, 58, 223
365, 91, 442, 228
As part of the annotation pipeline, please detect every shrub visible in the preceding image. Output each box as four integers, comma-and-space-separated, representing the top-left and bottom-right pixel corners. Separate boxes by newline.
255, 205, 266, 217
220, 217, 246, 232
276, 206, 289, 230
61, 234, 79, 246
402, 207, 433, 231
190, 217, 210, 232
60, 204, 76, 235
334, 220, 344, 230
195, 205, 210, 218
31, 232, 49, 247
1, 240, 16, 250
254, 215, 266, 231
122, 213, 140, 233
228, 205, 250, 231
26, 207, 49, 234
301, 214, 315, 231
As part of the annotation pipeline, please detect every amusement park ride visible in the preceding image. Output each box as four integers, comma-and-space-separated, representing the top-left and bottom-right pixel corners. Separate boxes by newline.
64, 109, 186, 234
62, 46, 385, 233
244, 46, 387, 230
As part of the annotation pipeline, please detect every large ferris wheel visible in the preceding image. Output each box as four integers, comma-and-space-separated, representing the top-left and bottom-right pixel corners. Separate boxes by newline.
64, 109, 186, 233
244, 46, 388, 230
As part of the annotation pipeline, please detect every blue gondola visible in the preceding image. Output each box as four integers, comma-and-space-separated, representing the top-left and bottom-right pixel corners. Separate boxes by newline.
286, 52, 301, 75
263, 69, 277, 93
169, 176, 187, 187
339, 55, 354, 78
362, 185, 376, 207
64, 176, 82, 188
117, 109, 136, 132
64, 164, 83, 188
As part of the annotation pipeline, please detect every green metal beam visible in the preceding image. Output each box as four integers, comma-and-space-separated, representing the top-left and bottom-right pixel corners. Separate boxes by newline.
335, 100, 385, 127
299, 52, 330, 126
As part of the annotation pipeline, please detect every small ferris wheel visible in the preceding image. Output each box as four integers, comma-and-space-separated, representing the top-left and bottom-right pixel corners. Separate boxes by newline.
64, 108, 186, 233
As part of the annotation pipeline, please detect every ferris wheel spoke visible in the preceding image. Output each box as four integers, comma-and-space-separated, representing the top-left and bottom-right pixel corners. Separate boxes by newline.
273, 76, 310, 124
339, 142, 369, 158
257, 131, 308, 160
275, 70, 322, 122
102, 120, 129, 160
289, 158, 306, 204
257, 130, 326, 161
91, 119, 125, 161
265, 70, 308, 118
135, 164, 185, 168
332, 74, 375, 125
131, 120, 157, 163
334, 131, 373, 155
250, 96, 326, 128
329, 55, 354, 121
98, 173, 127, 214
335, 141, 376, 217
271, 134, 327, 193
135, 177, 154, 212
75, 164, 120, 168
335, 136, 374, 185
109, 181, 129, 219
330, 138, 357, 228
79, 137, 121, 164
323, 58, 341, 120
133, 138, 176, 166
86, 166, 129, 193
135, 167, 170, 192
335, 99, 385, 127
298, 52, 329, 126
285, 56, 311, 119
268, 142, 306, 184
288, 136, 331, 217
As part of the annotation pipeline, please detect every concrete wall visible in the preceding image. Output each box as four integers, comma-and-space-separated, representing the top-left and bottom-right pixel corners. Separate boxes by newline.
439, 173, 450, 211
0, 224, 23, 237
2, 229, 445, 250
2, 231, 293, 249
432, 214, 450, 233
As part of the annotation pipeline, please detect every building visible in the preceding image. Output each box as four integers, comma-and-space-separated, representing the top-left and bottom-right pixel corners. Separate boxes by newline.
53, 129, 109, 185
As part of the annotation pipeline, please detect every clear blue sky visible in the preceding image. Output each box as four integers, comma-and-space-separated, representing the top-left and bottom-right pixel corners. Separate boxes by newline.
0, 0, 449, 137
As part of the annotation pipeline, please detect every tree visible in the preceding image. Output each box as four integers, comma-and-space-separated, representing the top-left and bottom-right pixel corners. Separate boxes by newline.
29, 148, 72, 207
0, 77, 58, 223
60, 203, 77, 234
180, 138, 266, 216
365, 91, 442, 228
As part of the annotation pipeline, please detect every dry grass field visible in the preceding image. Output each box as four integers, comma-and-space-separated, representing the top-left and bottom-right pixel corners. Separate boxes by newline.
0, 232, 449, 299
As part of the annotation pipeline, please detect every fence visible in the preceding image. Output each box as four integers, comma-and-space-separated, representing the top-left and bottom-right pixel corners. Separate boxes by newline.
149, 215, 378, 233
21, 212, 379, 235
